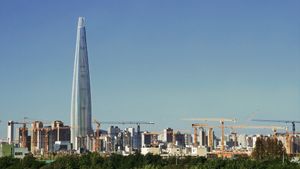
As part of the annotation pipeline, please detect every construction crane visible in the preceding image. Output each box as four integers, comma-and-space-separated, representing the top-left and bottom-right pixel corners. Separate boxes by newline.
225, 125, 286, 149
191, 123, 286, 150
252, 118, 300, 154
93, 120, 155, 150
226, 125, 286, 136
184, 118, 236, 151
7, 117, 31, 147
252, 119, 300, 135
97, 121, 154, 129
191, 123, 210, 147
191, 123, 226, 149
93, 120, 154, 134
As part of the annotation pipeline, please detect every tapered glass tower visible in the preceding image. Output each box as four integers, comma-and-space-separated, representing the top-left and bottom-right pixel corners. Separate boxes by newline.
70, 17, 92, 148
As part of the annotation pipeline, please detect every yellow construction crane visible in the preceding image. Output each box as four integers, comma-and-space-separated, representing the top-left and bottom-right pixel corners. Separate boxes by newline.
191, 123, 221, 149
184, 118, 236, 151
191, 123, 210, 147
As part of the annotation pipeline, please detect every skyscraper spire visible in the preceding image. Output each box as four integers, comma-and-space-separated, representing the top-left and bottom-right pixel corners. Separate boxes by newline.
70, 17, 92, 149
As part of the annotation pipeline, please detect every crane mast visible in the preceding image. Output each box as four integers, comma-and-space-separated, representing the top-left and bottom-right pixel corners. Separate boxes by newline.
184, 117, 236, 151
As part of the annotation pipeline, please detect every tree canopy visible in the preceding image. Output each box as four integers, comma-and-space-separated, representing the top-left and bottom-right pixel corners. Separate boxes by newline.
252, 137, 287, 160
1, 152, 299, 169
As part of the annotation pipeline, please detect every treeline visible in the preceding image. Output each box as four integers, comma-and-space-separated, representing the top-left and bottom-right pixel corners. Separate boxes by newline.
0, 138, 297, 169
1, 153, 300, 169
0, 155, 45, 169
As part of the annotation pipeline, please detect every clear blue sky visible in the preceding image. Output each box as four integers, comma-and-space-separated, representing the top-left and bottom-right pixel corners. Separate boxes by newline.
0, 0, 300, 138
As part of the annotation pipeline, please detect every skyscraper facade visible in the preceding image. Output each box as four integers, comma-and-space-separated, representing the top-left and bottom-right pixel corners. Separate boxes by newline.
70, 17, 92, 149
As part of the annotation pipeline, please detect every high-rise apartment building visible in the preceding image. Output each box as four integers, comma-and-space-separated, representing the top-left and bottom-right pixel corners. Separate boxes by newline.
163, 128, 173, 143
70, 17, 93, 149
198, 128, 206, 146
174, 132, 185, 147
7, 121, 14, 144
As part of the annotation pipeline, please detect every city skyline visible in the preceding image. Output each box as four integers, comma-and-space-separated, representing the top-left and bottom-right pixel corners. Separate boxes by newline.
0, 1, 300, 138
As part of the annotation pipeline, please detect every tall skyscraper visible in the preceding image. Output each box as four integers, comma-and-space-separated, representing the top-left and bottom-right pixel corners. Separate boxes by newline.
70, 17, 92, 149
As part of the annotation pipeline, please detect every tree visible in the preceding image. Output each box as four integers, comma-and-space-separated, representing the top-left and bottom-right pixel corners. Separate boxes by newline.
22, 154, 45, 169
252, 137, 286, 160
0, 156, 21, 169
252, 137, 265, 160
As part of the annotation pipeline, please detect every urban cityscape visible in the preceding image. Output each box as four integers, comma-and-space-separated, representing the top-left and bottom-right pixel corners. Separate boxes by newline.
0, 1, 300, 168
1, 16, 299, 158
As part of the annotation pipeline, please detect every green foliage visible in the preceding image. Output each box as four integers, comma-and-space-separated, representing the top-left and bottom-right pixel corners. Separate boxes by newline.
252, 137, 287, 161
22, 154, 46, 169
1, 152, 300, 169
0, 156, 21, 169
0, 155, 45, 169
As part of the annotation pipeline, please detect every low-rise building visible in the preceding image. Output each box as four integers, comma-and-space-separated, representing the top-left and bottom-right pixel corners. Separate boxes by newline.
141, 147, 160, 155
13, 147, 29, 158
0, 142, 13, 157
0, 142, 29, 159
53, 141, 72, 152
191, 147, 207, 157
